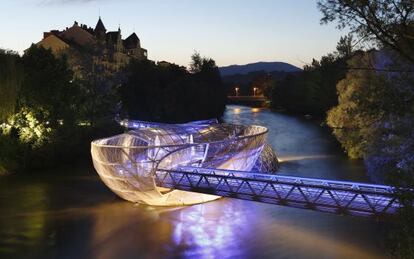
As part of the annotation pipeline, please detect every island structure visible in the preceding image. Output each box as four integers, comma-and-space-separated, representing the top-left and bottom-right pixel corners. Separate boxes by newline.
91, 119, 279, 206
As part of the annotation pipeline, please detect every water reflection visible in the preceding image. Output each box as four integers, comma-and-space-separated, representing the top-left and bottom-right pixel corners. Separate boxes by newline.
233, 107, 241, 114
169, 200, 249, 258
278, 154, 334, 162
0, 105, 388, 258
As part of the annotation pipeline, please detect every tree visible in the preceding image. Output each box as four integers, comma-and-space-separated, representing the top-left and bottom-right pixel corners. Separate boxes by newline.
318, 0, 414, 64
121, 59, 188, 122
0, 45, 122, 173
63, 47, 121, 127
319, 2, 414, 252
271, 38, 350, 116
336, 34, 354, 58
189, 51, 204, 73
121, 53, 226, 123
0, 49, 23, 122
326, 51, 399, 158
1, 45, 82, 172
21, 45, 76, 125
189, 52, 226, 118
251, 73, 276, 98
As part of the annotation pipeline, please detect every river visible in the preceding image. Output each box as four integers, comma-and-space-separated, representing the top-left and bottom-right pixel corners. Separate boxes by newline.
0, 105, 387, 259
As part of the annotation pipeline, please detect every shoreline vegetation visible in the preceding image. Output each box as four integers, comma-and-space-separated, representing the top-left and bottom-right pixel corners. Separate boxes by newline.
0, 48, 226, 175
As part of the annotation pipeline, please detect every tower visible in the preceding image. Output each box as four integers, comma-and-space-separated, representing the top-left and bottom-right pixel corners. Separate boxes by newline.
94, 16, 106, 39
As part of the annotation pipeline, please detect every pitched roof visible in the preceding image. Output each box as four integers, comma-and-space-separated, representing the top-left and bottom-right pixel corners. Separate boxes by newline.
95, 17, 106, 33
36, 34, 70, 54
59, 25, 96, 46
123, 33, 140, 49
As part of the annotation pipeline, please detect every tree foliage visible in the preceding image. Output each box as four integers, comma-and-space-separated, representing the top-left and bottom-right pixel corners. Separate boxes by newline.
319, 3, 414, 256
121, 53, 226, 123
335, 34, 354, 58
0, 49, 23, 122
0, 46, 225, 173
327, 51, 396, 158
326, 49, 414, 257
63, 47, 121, 126
0, 45, 123, 173
21, 45, 76, 125
318, 0, 414, 64
272, 37, 352, 116
249, 73, 276, 98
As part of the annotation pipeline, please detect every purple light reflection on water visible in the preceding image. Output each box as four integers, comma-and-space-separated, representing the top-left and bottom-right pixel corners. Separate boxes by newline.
169, 200, 248, 258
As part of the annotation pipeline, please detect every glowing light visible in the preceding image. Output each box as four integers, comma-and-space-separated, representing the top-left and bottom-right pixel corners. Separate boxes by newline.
91, 119, 276, 206
278, 154, 334, 162
253, 87, 258, 96
78, 121, 91, 126
233, 108, 241, 114
235, 87, 239, 96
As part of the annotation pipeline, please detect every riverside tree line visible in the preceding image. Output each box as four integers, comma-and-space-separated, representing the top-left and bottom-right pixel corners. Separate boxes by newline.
258, 1, 413, 257
0, 47, 226, 174
236, 1, 413, 256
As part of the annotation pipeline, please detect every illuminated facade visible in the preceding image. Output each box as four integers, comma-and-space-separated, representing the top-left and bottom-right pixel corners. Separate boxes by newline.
91, 120, 278, 206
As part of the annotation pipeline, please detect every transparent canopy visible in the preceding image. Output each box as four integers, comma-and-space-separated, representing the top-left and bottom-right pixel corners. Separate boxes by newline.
91, 120, 278, 206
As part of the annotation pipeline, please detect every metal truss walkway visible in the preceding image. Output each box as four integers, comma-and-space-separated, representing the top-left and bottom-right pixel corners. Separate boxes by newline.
155, 166, 401, 218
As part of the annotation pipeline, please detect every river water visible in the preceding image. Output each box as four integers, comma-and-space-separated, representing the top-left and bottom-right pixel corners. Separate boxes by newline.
0, 105, 387, 259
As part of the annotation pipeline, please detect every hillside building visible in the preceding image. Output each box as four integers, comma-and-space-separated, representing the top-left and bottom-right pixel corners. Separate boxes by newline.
35, 17, 147, 73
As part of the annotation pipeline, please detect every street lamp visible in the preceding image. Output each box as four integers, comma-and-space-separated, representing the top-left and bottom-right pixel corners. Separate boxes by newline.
253, 87, 258, 96
235, 87, 239, 96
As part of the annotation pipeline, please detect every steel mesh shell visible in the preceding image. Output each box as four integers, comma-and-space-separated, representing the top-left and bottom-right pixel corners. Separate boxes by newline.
91, 120, 277, 206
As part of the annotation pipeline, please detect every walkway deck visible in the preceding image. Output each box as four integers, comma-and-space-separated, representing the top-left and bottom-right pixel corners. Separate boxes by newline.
155, 166, 401, 218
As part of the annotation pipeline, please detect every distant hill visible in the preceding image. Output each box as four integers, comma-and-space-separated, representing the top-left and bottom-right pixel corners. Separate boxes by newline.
219, 61, 302, 76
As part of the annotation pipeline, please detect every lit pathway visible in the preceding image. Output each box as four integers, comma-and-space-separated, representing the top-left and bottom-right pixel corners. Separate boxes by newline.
155, 166, 401, 218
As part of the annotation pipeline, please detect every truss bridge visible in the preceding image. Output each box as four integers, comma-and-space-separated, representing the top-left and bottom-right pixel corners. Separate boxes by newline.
155, 166, 401, 218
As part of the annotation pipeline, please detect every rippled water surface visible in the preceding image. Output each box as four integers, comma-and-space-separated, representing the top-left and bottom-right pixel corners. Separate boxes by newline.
0, 105, 387, 259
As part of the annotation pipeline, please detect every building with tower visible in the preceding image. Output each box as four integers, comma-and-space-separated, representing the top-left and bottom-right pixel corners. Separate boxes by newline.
34, 17, 147, 73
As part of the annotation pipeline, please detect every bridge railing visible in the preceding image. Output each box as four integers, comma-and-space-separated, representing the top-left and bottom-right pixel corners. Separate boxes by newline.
154, 166, 401, 218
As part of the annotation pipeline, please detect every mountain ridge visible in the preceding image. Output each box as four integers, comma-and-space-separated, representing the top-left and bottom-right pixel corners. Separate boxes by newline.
219, 61, 302, 76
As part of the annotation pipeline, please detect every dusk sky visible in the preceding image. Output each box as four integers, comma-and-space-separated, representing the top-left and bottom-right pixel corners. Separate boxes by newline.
0, 0, 347, 68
